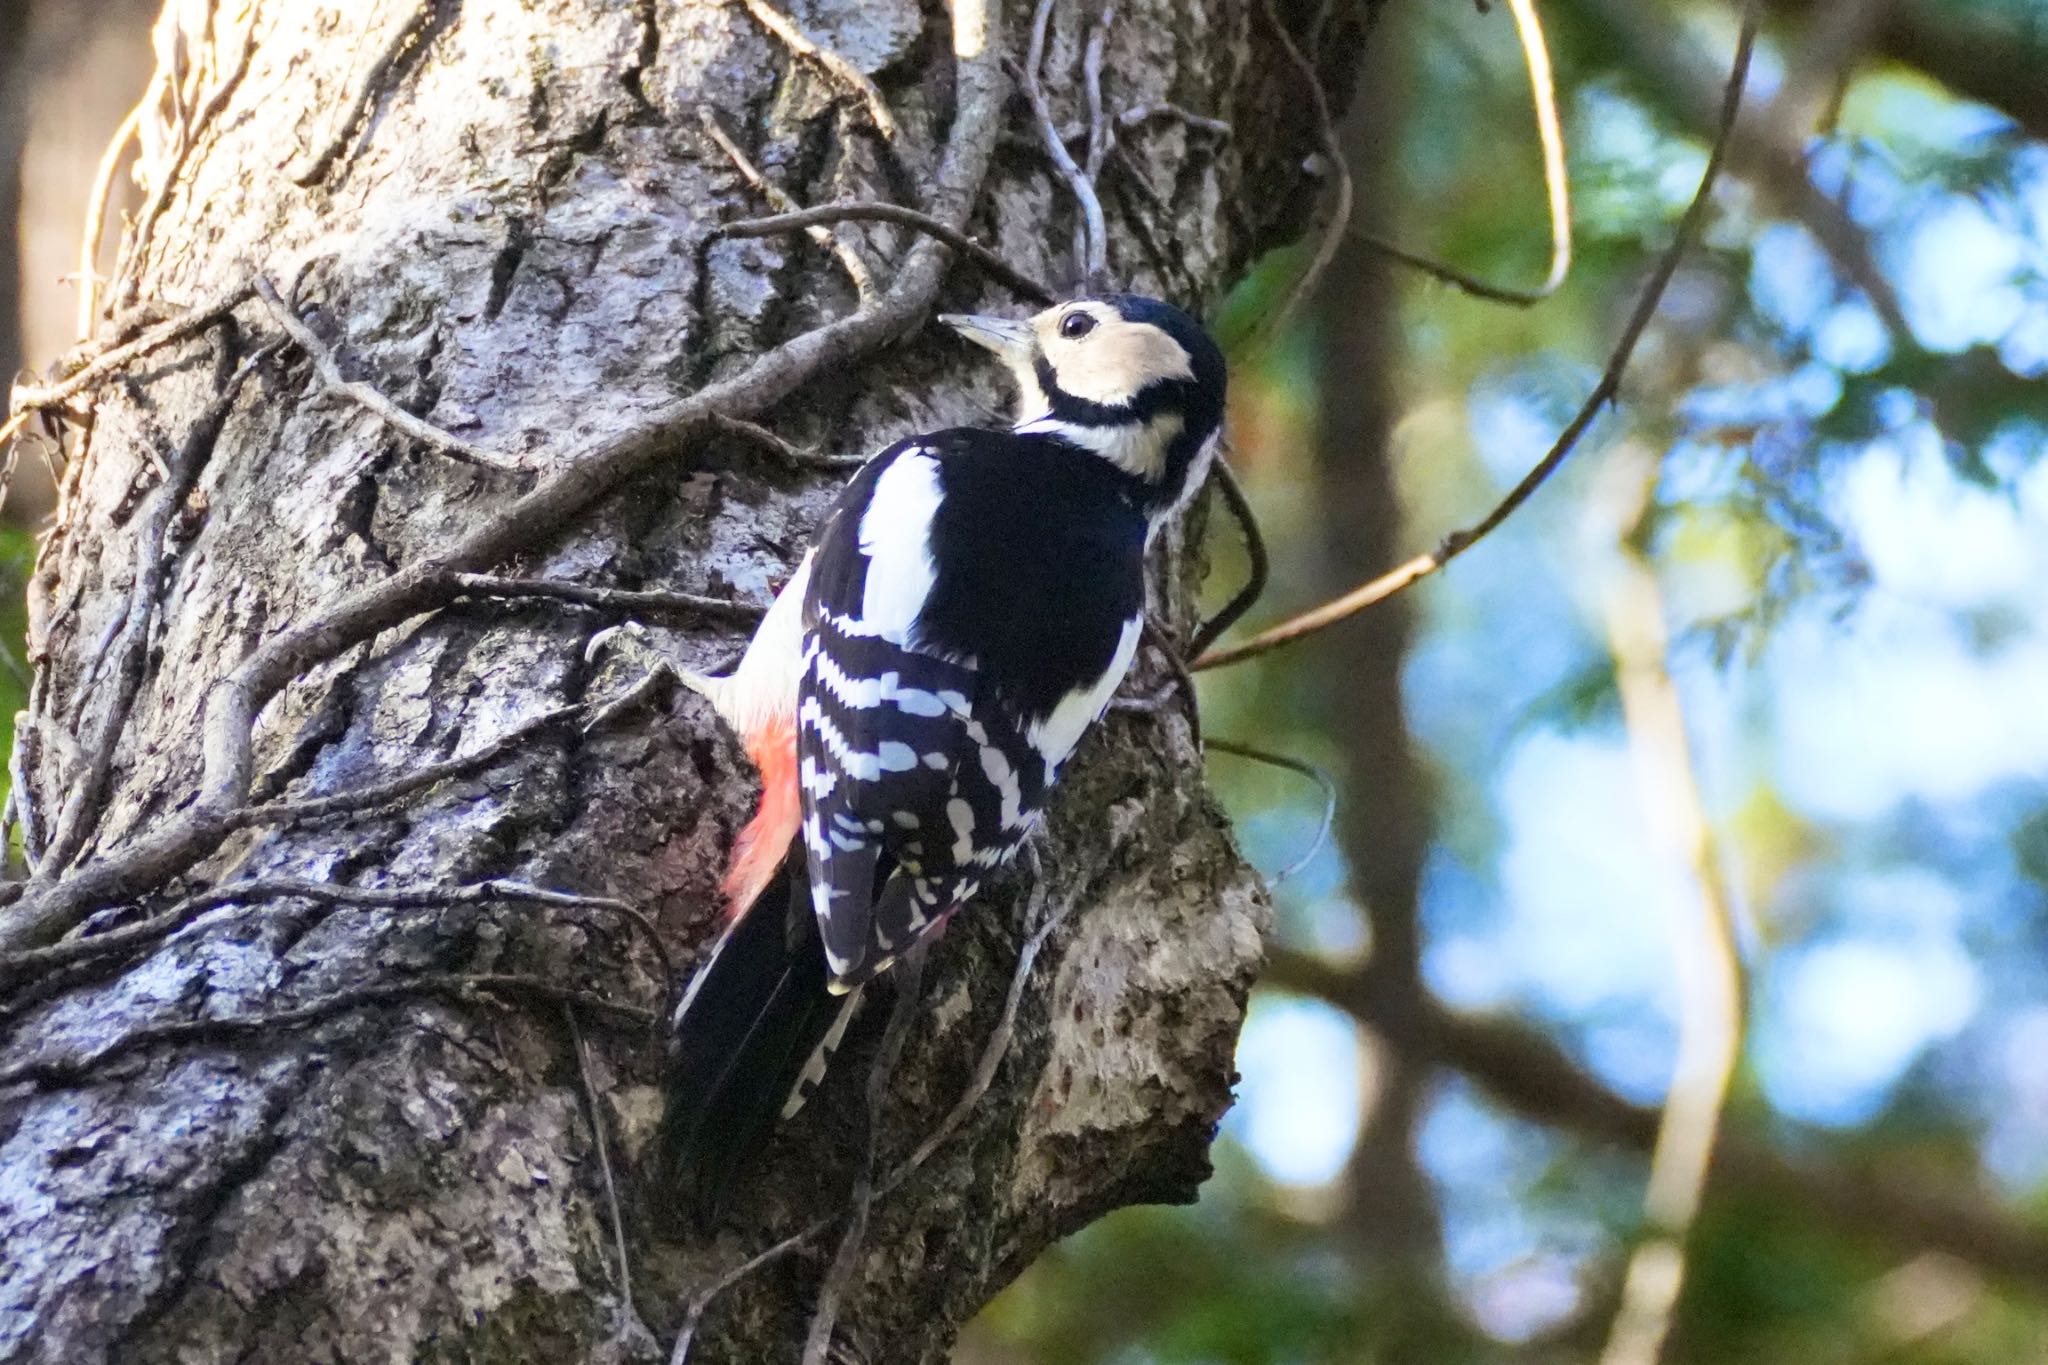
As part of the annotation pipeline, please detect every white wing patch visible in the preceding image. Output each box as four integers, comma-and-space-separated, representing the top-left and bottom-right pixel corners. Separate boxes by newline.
852, 451, 942, 643
1027, 614, 1143, 774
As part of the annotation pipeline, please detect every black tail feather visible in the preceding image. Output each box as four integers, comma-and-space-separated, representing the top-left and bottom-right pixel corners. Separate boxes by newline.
655, 851, 845, 1228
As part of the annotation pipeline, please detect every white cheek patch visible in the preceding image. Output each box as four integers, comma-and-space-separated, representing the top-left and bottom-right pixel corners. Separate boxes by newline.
1045, 320, 1196, 408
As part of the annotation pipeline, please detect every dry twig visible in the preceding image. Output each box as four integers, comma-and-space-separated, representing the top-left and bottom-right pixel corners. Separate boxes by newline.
0, 876, 674, 992
700, 109, 877, 303
76, 100, 148, 342
1205, 737, 1338, 885
1194, 8, 1760, 672
565, 1004, 657, 1353
1594, 447, 1746, 1365
0, 971, 652, 1091
733, 0, 901, 142
2, 284, 256, 451
1186, 458, 1270, 659
720, 203, 1055, 305
288, 0, 444, 187
253, 274, 530, 475
802, 949, 927, 1365
1021, 0, 1109, 289
1354, 0, 1572, 307
37, 338, 280, 879
1245, 0, 1352, 349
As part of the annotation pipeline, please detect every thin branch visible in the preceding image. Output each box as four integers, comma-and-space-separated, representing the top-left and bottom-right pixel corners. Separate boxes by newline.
802, 948, 927, 1365
227, 663, 680, 832
253, 274, 530, 475
0, 972, 653, 1091
2, 283, 256, 447
1204, 737, 1337, 885
1186, 457, 1270, 659
441, 574, 768, 626
0, 876, 675, 993
287, 0, 442, 187
1244, 0, 1353, 349
1595, 447, 1746, 1365
719, 204, 1055, 306
732, 0, 902, 142
1352, 0, 1571, 308
1022, 0, 1108, 290
76, 99, 148, 342
1194, 9, 1760, 673
564, 1004, 653, 1348
37, 337, 279, 878
1117, 102, 1231, 138
699, 109, 877, 303
119, 31, 257, 304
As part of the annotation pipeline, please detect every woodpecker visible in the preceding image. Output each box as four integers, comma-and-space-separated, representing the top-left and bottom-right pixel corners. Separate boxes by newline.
657, 294, 1226, 1218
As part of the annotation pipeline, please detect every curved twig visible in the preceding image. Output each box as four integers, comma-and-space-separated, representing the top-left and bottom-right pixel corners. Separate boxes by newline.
1186, 458, 1270, 659
1204, 737, 1338, 885
719, 203, 1055, 305
254, 274, 531, 475
733, 0, 901, 143
1194, 9, 1759, 673
1352, 0, 1572, 308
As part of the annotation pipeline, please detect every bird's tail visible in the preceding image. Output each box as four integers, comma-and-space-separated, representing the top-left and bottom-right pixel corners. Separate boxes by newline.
654, 850, 861, 1228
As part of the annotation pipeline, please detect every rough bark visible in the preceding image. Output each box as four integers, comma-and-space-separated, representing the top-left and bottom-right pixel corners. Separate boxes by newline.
0, 1, 1356, 1361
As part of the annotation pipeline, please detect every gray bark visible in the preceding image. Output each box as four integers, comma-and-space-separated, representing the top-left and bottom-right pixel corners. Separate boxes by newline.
0, 1, 1356, 1360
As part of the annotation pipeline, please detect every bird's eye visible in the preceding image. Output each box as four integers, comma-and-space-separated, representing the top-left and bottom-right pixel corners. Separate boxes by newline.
1058, 311, 1097, 340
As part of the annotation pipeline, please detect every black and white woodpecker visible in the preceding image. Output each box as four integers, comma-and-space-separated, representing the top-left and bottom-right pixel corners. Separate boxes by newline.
657, 294, 1227, 1216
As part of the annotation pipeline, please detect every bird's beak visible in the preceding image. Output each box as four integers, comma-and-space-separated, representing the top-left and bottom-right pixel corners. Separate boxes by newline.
938, 313, 1035, 367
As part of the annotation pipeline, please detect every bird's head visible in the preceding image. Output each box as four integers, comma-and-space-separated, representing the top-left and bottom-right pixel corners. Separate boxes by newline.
940, 295, 1227, 522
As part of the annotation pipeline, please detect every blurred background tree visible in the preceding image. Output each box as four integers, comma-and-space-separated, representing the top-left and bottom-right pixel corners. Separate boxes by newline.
8, 0, 2048, 1361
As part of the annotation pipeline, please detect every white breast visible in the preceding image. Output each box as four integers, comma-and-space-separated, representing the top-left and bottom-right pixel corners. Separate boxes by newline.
1027, 614, 1144, 774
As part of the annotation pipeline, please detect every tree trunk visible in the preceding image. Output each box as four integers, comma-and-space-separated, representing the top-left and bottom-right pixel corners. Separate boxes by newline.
0, 1, 1359, 1360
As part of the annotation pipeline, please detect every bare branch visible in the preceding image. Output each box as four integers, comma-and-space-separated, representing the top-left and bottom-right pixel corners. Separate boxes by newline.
1204, 737, 1337, 885
1593, 445, 1747, 1365
75, 101, 147, 343
253, 274, 531, 475
1242, 0, 1352, 349
37, 337, 280, 878
1194, 10, 1760, 672
1022, 0, 1108, 290
2, 283, 256, 450
1185, 457, 1270, 659
699, 109, 878, 303
802, 948, 926, 1365
0, 971, 654, 1092
1353, 0, 1570, 308
226, 663, 679, 834
441, 574, 768, 627
564, 1004, 657, 1355
0, 876, 675, 994
732, 0, 902, 143
719, 203, 1055, 306
287, 0, 443, 187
